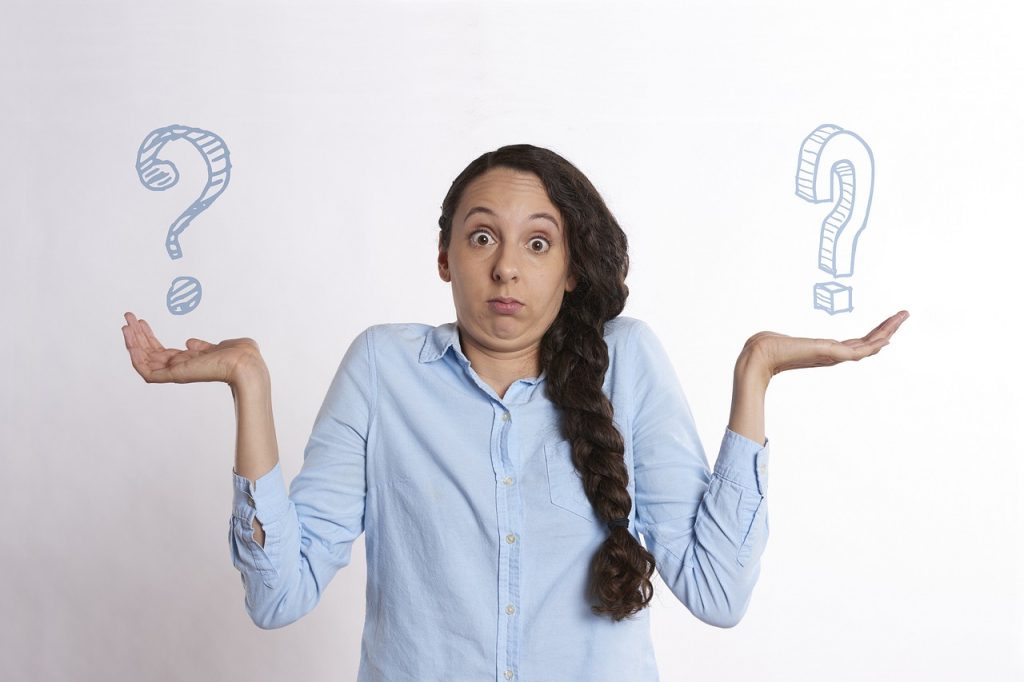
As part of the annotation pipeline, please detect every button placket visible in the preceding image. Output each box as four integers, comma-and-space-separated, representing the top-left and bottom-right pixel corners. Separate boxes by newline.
492, 403, 522, 680
755, 448, 769, 494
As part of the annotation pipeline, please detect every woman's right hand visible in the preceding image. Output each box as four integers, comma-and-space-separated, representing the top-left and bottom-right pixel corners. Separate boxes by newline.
121, 311, 263, 385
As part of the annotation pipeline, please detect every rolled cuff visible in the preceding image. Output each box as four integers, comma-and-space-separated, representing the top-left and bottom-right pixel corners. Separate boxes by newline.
713, 427, 770, 496
232, 462, 291, 525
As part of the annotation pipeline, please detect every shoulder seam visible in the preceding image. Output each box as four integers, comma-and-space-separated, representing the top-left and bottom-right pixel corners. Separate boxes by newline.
623, 317, 646, 445
364, 326, 380, 439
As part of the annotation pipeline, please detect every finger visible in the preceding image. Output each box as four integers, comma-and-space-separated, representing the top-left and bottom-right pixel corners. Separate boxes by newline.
864, 337, 890, 357
122, 319, 153, 366
124, 313, 154, 353
862, 317, 892, 339
885, 310, 909, 328
862, 311, 909, 344
123, 314, 179, 376
868, 336, 891, 355
122, 326, 155, 380
871, 314, 908, 345
866, 313, 901, 339
137, 317, 166, 350
122, 314, 139, 350
888, 310, 910, 335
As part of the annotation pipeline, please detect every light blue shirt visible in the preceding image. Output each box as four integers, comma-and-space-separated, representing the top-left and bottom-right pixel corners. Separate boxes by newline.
229, 316, 770, 681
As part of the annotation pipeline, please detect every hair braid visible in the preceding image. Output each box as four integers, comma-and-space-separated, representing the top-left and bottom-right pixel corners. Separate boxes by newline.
540, 276, 655, 622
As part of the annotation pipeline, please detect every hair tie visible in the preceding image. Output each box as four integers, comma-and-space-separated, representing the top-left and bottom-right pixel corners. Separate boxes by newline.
607, 517, 629, 530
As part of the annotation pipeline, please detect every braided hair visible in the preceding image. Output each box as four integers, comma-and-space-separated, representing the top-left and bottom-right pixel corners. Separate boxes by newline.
437, 144, 655, 621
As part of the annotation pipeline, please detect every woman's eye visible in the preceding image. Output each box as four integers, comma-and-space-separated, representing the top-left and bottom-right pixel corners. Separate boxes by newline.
470, 230, 494, 246
529, 237, 551, 253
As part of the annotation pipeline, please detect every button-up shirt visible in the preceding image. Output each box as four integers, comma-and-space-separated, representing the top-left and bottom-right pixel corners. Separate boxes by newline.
229, 316, 770, 681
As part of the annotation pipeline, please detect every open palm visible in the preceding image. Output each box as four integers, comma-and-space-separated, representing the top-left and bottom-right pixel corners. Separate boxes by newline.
749, 310, 910, 379
121, 312, 260, 385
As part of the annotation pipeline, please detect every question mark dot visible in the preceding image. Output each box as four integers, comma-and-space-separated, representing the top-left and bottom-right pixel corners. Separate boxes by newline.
167, 276, 202, 316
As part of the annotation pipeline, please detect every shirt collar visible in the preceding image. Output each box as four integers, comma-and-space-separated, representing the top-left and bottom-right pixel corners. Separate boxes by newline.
419, 321, 465, 365
418, 321, 546, 385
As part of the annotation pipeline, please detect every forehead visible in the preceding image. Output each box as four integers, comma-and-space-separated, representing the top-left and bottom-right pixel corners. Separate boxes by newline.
456, 168, 560, 221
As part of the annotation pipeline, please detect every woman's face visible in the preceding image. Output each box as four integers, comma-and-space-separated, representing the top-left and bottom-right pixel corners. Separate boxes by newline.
439, 166, 577, 368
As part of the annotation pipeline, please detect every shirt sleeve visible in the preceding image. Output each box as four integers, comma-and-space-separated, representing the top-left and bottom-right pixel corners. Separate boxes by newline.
628, 320, 769, 628
227, 326, 376, 629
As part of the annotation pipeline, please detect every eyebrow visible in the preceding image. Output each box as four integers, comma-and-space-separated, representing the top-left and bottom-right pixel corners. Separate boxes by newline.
463, 206, 561, 232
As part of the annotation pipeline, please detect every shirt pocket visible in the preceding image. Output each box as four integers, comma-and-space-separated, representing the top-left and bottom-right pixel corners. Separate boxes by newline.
543, 439, 599, 522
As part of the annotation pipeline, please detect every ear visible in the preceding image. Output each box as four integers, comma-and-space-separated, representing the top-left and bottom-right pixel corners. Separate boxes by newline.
438, 246, 451, 283
565, 270, 577, 293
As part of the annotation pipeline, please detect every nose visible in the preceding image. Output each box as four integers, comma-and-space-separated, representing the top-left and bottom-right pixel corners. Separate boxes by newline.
492, 243, 519, 282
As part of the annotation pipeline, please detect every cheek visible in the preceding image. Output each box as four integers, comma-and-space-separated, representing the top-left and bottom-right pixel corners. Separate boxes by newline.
540, 261, 570, 287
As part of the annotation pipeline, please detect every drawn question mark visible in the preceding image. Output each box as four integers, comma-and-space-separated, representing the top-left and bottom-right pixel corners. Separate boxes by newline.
135, 124, 232, 315
794, 123, 874, 315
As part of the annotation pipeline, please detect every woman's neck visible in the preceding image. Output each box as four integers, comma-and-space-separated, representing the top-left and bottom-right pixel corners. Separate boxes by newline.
457, 326, 541, 398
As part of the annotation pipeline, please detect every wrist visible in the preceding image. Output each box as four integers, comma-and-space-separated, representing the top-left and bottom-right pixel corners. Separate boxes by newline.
729, 347, 768, 446
735, 344, 772, 390
230, 355, 270, 392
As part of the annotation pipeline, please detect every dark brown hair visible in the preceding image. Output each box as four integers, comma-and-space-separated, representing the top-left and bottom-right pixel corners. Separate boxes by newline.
437, 143, 656, 621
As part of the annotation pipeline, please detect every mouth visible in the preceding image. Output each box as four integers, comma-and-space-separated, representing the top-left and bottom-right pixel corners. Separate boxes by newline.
488, 297, 524, 315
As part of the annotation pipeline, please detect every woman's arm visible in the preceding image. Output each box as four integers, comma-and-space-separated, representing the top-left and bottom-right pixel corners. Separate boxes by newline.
632, 312, 907, 627
727, 348, 770, 447
628, 320, 769, 628
227, 328, 376, 629
230, 360, 280, 547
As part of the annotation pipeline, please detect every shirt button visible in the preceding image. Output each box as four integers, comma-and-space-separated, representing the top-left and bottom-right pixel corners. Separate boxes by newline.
502, 476, 514, 486
246, 496, 255, 508
504, 670, 514, 680
505, 533, 517, 544
501, 412, 510, 422
505, 604, 516, 615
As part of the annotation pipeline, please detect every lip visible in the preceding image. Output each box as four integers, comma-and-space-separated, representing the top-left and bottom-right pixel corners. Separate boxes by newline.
488, 298, 524, 315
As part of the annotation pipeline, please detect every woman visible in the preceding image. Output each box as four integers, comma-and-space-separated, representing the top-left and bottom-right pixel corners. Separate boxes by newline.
121, 143, 909, 681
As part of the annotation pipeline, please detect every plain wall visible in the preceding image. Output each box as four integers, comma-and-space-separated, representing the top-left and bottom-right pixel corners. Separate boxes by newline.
2, 0, 1021, 680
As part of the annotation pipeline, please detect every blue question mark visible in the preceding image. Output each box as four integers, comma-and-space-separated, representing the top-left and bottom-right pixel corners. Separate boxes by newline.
794, 123, 874, 315
135, 125, 232, 315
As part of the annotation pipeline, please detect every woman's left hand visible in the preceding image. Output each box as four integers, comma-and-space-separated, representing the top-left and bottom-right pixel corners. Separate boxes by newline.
745, 309, 910, 381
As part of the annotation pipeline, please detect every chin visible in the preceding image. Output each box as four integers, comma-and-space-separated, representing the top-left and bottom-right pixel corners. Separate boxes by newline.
486, 317, 531, 339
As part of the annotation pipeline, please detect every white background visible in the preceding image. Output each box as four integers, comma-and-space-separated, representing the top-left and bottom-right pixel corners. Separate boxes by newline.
2, 0, 1022, 680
